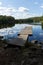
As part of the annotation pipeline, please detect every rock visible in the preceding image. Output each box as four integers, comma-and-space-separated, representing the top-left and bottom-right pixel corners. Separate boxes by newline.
31, 40, 38, 44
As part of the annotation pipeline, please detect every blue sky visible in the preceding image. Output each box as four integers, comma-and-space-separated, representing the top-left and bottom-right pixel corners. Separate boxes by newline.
0, 0, 43, 19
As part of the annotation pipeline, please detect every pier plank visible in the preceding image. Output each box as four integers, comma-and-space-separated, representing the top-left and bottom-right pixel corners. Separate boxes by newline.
18, 26, 32, 35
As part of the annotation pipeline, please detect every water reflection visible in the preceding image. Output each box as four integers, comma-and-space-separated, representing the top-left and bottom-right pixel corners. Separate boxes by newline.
29, 25, 43, 43
0, 24, 43, 43
0, 24, 31, 39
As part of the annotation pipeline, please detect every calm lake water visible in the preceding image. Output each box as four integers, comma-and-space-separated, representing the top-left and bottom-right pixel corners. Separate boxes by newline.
29, 25, 43, 43
0, 24, 43, 43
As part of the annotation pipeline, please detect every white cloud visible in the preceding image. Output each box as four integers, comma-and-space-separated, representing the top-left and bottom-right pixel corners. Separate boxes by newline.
14, 12, 36, 19
18, 7, 29, 12
0, 6, 39, 19
40, 5, 43, 8
34, 2, 38, 5
0, 6, 30, 19
0, 7, 17, 16
0, 2, 41, 19
0, 2, 2, 5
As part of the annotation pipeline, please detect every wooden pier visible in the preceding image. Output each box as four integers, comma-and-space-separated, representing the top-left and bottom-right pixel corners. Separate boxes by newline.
18, 26, 32, 35
6, 26, 32, 46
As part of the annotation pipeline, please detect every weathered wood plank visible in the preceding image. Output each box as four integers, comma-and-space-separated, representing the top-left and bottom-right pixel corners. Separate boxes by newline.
7, 35, 28, 46
18, 26, 32, 35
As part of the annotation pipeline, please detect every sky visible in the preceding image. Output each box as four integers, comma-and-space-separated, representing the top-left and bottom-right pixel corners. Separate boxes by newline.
0, 0, 43, 19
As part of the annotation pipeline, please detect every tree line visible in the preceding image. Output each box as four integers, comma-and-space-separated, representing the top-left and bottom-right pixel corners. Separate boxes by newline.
0, 15, 15, 28
15, 16, 43, 23
0, 15, 43, 28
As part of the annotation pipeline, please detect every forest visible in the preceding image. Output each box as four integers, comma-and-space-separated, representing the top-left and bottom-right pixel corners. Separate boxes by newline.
0, 15, 43, 28
15, 16, 43, 23
0, 15, 15, 28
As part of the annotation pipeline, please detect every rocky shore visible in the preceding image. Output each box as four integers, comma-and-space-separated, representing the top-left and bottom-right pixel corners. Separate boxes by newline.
0, 41, 43, 65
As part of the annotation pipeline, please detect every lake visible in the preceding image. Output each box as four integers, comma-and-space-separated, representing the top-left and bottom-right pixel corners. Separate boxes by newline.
0, 24, 43, 43
29, 25, 43, 43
